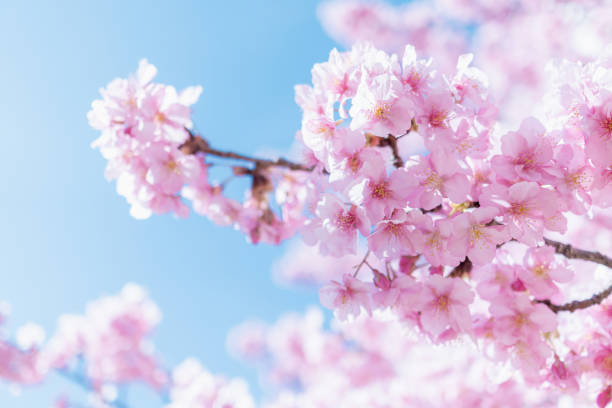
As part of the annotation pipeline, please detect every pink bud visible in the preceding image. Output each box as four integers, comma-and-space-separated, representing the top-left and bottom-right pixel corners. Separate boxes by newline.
373, 270, 392, 290
510, 279, 526, 292
597, 385, 612, 408
399, 256, 418, 275
429, 265, 444, 276
551, 357, 568, 380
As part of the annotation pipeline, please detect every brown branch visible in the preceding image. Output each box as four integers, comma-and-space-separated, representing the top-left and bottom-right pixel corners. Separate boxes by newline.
383, 133, 403, 168
448, 258, 472, 278
536, 284, 612, 313
543, 238, 612, 269
535, 238, 612, 313
422, 204, 442, 214
179, 129, 314, 172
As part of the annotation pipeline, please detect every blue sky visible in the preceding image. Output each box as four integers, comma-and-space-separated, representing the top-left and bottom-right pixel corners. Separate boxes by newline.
0, 1, 347, 405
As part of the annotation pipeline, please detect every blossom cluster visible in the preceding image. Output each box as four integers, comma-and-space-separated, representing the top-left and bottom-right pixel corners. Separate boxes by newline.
85, 0, 612, 404
89, 61, 313, 244
318, 0, 612, 122
300, 42, 612, 402
0, 285, 254, 408
88, 36, 612, 404
228, 308, 583, 407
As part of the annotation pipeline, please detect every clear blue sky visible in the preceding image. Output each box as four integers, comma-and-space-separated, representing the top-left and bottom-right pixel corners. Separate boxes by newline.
0, 1, 351, 405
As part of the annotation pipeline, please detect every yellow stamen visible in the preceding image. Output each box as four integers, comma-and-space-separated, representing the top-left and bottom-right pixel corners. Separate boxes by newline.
372, 183, 389, 199
437, 295, 449, 311
372, 103, 392, 120
532, 265, 548, 277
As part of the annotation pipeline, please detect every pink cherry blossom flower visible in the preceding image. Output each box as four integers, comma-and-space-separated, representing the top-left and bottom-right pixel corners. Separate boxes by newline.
348, 164, 415, 222
349, 72, 414, 135
581, 92, 612, 168
397, 45, 434, 93
416, 91, 456, 139
490, 294, 557, 346
302, 194, 370, 256
312, 48, 360, 115
448, 207, 510, 265
137, 83, 201, 144
509, 336, 552, 384
415, 215, 463, 267
491, 117, 555, 182
518, 246, 573, 299
472, 263, 518, 300
416, 275, 474, 339
319, 274, 374, 319
547, 355, 579, 392
426, 118, 490, 159
592, 345, 612, 379
404, 152, 471, 210
328, 146, 384, 190
480, 181, 566, 246
551, 144, 595, 215
372, 274, 421, 309
144, 143, 202, 195
368, 209, 424, 258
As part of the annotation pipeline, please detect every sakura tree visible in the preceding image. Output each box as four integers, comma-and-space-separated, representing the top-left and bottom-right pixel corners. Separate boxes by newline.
3, 0, 612, 406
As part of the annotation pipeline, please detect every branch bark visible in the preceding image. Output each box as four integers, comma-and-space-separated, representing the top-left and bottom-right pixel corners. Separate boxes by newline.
543, 237, 612, 269
180, 130, 314, 172
536, 284, 612, 313
537, 238, 612, 313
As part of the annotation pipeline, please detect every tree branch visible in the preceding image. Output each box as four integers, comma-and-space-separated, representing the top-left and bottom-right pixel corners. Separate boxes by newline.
536, 238, 612, 313
179, 129, 314, 172
381, 133, 403, 168
543, 238, 612, 269
536, 284, 612, 313
56, 369, 130, 408
353, 250, 371, 277
448, 258, 472, 278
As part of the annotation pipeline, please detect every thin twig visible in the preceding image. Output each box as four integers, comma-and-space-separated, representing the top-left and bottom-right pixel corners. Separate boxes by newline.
353, 250, 371, 277
56, 369, 130, 408
536, 283, 612, 313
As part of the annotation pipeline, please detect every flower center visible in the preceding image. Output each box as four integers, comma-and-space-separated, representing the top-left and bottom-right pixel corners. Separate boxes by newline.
600, 116, 612, 138
510, 202, 529, 216
602, 354, 612, 372
429, 109, 448, 128
347, 155, 362, 174
437, 295, 449, 311
336, 211, 357, 231
470, 224, 485, 243
372, 182, 390, 199
155, 112, 166, 123
532, 265, 549, 277
404, 71, 421, 91
372, 103, 392, 120
166, 160, 179, 173
516, 153, 534, 166
426, 232, 441, 249
565, 171, 592, 190
423, 171, 443, 190
386, 222, 402, 236
514, 313, 527, 328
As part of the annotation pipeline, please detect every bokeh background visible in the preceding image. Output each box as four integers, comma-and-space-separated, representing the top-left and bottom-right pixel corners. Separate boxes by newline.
0, 0, 392, 405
